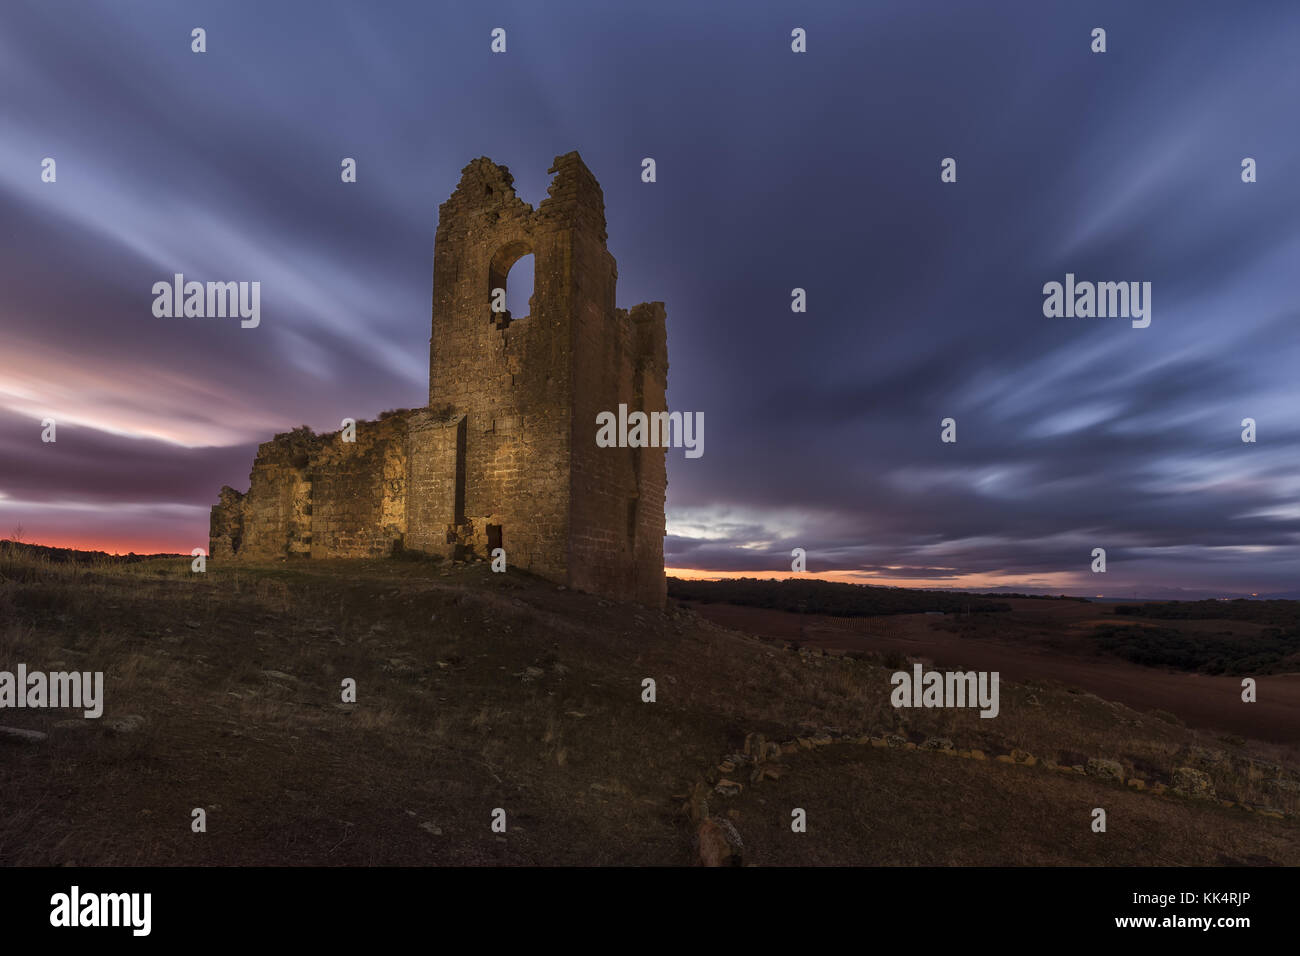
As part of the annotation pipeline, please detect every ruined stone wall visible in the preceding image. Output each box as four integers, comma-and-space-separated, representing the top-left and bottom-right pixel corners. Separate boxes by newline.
568, 297, 668, 607
627, 303, 669, 605
212, 151, 668, 606
404, 408, 464, 555
308, 412, 409, 558
209, 486, 246, 559
231, 427, 321, 559
211, 415, 411, 561
424, 156, 582, 581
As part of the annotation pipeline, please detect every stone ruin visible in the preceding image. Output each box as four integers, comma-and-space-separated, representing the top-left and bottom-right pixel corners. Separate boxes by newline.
210, 152, 668, 606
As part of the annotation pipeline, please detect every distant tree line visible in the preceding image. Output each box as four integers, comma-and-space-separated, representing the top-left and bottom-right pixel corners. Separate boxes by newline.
1088, 622, 1300, 675
666, 577, 1013, 617
1115, 599, 1300, 628
0, 540, 174, 564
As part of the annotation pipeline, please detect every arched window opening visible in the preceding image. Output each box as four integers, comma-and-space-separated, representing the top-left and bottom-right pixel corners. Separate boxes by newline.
506, 254, 534, 320
488, 240, 535, 329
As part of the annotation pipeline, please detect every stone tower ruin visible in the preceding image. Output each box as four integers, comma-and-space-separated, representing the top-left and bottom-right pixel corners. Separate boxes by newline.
209, 152, 668, 606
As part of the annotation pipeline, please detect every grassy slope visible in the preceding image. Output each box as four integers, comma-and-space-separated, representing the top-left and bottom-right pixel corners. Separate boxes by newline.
0, 547, 1296, 865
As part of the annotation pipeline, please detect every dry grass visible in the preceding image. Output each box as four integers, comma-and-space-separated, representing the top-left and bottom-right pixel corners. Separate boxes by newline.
0, 545, 1295, 865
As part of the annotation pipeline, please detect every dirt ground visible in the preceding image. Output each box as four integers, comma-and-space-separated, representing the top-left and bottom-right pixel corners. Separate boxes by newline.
2, 553, 1296, 865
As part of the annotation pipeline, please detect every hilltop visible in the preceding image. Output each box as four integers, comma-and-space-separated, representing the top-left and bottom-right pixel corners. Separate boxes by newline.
1, 543, 1296, 865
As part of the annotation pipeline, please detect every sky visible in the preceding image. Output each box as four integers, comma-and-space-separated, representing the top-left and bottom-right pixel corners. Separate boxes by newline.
2, 0, 1299, 597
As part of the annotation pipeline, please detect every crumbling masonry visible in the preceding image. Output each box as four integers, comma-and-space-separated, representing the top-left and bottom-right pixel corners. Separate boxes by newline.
210, 152, 668, 606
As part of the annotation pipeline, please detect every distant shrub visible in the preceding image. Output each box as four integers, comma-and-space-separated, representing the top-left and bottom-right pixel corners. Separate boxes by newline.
1116, 599, 1300, 628
879, 650, 908, 670
1087, 622, 1300, 675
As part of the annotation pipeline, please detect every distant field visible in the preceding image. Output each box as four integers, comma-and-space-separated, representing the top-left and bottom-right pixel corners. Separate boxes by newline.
686, 600, 1300, 745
